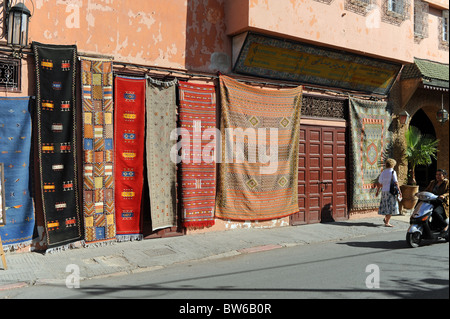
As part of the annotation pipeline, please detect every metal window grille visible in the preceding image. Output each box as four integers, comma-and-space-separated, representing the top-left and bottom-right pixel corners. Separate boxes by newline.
439, 10, 449, 51
382, 0, 411, 25
312, 0, 334, 4
345, 0, 376, 16
389, 0, 403, 14
302, 95, 346, 120
414, 0, 429, 41
0, 58, 21, 92
443, 10, 449, 42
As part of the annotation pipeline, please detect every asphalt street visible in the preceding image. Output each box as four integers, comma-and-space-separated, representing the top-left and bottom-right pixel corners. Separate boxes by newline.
1, 229, 448, 300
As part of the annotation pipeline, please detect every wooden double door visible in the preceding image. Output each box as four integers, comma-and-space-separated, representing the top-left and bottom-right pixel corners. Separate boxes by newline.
291, 122, 348, 225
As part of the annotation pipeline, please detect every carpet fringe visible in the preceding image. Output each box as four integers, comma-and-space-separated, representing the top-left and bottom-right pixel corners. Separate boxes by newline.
1, 240, 33, 253
82, 239, 117, 248
116, 234, 143, 242
45, 241, 81, 254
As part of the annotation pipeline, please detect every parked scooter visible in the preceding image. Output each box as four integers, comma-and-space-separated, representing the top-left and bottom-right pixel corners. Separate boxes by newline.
407, 192, 449, 248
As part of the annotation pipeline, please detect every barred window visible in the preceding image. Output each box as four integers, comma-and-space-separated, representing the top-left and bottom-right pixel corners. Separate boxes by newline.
439, 10, 449, 51
388, 0, 405, 15
312, 0, 334, 4
414, 0, 429, 41
443, 10, 449, 43
0, 58, 21, 92
352, 0, 371, 4
345, 0, 375, 16
382, 0, 411, 25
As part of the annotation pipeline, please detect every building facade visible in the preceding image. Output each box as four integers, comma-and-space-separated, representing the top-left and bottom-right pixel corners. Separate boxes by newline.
0, 0, 448, 251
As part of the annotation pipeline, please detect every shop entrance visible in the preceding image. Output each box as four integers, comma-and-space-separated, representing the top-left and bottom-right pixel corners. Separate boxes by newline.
409, 109, 437, 190
291, 121, 348, 225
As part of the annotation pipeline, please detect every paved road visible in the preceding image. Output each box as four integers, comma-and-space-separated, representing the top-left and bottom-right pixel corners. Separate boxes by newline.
1, 230, 448, 301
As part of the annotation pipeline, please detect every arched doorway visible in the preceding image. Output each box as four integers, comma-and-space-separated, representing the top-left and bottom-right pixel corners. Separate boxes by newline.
409, 109, 437, 190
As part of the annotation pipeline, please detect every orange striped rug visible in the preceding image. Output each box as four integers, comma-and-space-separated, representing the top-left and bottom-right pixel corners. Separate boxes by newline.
215, 75, 302, 221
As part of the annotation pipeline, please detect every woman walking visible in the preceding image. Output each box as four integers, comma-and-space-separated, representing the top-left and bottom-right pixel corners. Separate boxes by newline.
376, 158, 402, 227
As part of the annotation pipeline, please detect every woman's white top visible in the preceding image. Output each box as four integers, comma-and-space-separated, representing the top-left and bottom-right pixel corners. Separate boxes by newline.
378, 168, 398, 192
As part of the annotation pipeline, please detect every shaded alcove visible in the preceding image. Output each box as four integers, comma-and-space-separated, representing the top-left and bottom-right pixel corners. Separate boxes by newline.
409, 109, 437, 190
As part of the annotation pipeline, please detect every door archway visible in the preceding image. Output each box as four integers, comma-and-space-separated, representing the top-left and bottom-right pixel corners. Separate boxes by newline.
409, 109, 437, 190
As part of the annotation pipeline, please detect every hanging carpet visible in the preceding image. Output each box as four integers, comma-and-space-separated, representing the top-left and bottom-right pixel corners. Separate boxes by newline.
0, 97, 34, 251
349, 96, 392, 210
80, 57, 116, 245
215, 75, 303, 221
178, 81, 216, 229
33, 42, 82, 250
146, 77, 178, 231
114, 76, 146, 240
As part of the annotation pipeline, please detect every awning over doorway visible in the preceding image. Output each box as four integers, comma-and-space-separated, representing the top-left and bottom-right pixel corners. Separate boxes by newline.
401, 58, 449, 92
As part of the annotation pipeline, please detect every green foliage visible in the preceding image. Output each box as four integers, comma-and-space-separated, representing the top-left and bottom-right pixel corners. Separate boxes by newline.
405, 126, 439, 185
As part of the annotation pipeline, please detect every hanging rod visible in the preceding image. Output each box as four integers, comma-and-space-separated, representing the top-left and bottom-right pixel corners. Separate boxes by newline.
113, 60, 386, 100
113, 61, 216, 80
222, 74, 387, 100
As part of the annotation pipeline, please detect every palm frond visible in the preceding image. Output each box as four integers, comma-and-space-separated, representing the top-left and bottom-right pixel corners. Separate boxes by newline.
405, 125, 439, 184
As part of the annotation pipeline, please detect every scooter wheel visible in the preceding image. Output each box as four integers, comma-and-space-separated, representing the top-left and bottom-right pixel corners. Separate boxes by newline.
406, 232, 421, 248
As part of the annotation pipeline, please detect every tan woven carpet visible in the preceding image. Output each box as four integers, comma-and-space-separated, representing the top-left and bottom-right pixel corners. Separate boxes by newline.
215, 75, 303, 221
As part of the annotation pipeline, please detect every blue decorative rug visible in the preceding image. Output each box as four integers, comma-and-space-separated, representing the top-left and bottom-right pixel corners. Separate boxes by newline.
0, 97, 34, 251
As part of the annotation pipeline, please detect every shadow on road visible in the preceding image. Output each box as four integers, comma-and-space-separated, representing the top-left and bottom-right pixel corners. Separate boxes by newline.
337, 239, 408, 250
73, 282, 448, 299
338, 238, 449, 250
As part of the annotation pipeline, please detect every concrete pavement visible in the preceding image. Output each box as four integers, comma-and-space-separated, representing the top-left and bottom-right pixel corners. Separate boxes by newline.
0, 214, 411, 292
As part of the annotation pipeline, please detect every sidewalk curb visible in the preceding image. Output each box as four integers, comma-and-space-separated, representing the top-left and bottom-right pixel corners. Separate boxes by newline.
238, 244, 283, 254
1, 216, 412, 293
74, 246, 284, 283
0, 282, 28, 291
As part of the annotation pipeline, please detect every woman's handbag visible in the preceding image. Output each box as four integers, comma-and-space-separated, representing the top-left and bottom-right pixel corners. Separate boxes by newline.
389, 171, 400, 196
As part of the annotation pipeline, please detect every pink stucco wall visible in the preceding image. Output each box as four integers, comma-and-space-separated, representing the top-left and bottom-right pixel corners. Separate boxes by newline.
2, 0, 228, 73
1, 0, 448, 87
1, 0, 231, 96
225, 0, 449, 64
29, 0, 188, 67
413, 5, 449, 61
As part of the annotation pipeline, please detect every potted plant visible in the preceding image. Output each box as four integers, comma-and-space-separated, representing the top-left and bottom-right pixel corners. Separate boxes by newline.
401, 126, 439, 209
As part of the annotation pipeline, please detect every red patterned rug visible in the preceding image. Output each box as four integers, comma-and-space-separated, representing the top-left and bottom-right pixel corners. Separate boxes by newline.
178, 81, 217, 228
114, 76, 146, 240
